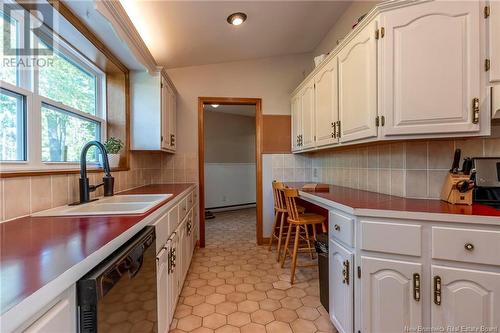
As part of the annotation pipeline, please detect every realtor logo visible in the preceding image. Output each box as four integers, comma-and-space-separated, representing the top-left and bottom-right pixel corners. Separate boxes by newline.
2, 2, 53, 56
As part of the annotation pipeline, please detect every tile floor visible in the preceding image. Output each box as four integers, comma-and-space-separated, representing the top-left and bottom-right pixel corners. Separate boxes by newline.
169, 208, 336, 333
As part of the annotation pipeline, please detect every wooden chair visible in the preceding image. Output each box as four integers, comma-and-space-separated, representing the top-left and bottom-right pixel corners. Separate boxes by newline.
268, 181, 305, 262
280, 187, 326, 284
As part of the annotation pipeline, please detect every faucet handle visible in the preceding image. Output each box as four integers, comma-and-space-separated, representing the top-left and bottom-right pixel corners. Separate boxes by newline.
103, 176, 114, 197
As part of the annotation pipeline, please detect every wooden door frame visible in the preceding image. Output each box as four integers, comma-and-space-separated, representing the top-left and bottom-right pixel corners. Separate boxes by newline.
198, 97, 263, 248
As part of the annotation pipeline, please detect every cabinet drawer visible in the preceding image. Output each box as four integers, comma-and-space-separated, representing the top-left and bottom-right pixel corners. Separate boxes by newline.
179, 197, 188, 220
167, 205, 179, 238
432, 227, 500, 266
360, 221, 422, 256
329, 210, 354, 247
154, 212, 170, 253
187, 192, 195, 209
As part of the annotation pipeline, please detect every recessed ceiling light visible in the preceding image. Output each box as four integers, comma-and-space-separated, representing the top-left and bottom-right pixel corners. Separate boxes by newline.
227, 12, 247, 26
211, 104, 220, 108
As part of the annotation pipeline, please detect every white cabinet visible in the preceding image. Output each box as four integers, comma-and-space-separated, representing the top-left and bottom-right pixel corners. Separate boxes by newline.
131, 71, 177, 152
490, 1, 500, 83
301, 82, 316, 149
156, 247, 169, 333
360, 256, 422, 333
329, 240, 354, 333
291, 94, 302, 151
492, 86, 500, 119
314, 57, 339, 147
23, 287, 76, 333
380, 1, 481, 136
338, 20, 378, 143
431, 265, 500, 329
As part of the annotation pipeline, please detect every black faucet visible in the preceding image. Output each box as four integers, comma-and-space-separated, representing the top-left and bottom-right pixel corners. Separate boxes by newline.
79, 140, 114, 204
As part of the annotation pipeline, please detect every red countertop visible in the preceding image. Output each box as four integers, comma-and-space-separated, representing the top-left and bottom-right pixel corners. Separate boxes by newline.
0, 184, 193, 315
286, 182, 500, 217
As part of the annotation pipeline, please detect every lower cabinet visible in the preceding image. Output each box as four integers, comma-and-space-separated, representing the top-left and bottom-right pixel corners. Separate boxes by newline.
329, 240, 354, 333
431, 265, 500, 329
156, 247, 170, 333
360, 256, 422, 333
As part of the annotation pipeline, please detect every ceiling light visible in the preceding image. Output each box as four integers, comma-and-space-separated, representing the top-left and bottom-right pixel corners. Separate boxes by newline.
227, 12, 247, 26
211, 104, 220, 108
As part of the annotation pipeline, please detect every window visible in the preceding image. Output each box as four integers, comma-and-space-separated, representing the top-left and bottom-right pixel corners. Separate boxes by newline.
0, 4, 106, 171
0, 88, 25, 161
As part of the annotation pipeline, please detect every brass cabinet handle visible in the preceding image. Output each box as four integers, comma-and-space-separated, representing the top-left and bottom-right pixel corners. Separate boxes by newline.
433, 275, 441, 305
334, 224, 340, 231
342, 260, 350, 285
413, 273, 420, 301
472, 97, 480, 124
464, 243, 474, 251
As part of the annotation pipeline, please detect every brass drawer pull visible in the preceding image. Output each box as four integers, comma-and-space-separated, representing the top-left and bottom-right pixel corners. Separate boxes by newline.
433, 275, 441, 305
464, 243, 474, 251
342, 260, 350, 285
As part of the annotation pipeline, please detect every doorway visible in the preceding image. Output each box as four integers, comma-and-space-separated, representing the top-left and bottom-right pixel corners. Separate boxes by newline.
198, 97, 263, 248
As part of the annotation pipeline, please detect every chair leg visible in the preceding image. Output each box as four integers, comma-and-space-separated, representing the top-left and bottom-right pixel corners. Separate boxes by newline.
281, 221, 293, 268
268, 210, 279, 251
276, 212, 286, 262
321, 221, 327, 233
290, 224, 301, 284
304, 224, 314, 260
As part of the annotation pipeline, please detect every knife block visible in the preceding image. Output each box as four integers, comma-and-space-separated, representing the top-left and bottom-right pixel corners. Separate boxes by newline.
440, 173, 473, 205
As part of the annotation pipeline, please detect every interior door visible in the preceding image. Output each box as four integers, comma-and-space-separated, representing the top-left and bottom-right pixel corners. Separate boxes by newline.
314, 57, 339, 147
291, 94, 302, 151
156, 247, 169, 333
338, 20, 378, 143
431, 265, 500, 329
361, 256, 422, 333
301, 81, 315, 149
329, 239, 354, 333
380, 1, 481, 135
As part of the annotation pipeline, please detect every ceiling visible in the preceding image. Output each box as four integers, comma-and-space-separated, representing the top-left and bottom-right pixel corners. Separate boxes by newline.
120, 1, 351, 69
203, 104, 256, 117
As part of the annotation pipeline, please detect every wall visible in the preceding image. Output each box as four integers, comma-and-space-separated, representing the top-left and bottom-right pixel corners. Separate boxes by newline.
204, 111, 256, 208
312, 1, 378, 57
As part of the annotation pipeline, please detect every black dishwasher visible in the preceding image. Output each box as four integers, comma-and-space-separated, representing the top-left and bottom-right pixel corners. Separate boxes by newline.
77, 226, 157, 333
315, 233, 329, 312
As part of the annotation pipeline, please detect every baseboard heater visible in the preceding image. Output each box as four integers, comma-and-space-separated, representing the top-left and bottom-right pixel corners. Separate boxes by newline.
206, 202, 256, 212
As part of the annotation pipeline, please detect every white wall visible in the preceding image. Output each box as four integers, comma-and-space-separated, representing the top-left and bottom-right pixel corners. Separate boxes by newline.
205, 163, 256, 209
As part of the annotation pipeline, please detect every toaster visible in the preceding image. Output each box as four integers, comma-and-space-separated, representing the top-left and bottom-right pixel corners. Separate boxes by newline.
473, 157, 500, 188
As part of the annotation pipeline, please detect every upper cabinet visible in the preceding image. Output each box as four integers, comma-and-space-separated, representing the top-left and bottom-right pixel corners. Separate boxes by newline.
291, 94, 302, 151
338, 20, 378, 143
131, 71, 177, 152
489, 2, 500, 119
291, 0, 490, 153
314, 57, 339, 147
379, 1, 481, 136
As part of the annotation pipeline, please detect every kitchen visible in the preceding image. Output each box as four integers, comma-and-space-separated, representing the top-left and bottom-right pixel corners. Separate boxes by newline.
1, 1, 500, 333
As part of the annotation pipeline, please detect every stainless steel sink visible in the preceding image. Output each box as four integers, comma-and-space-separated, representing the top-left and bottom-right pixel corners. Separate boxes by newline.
31, 194, 172, 217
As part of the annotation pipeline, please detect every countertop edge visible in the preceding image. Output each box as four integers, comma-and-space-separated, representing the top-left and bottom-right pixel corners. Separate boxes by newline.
0, 184, 195, 333
299, 190, 500, 226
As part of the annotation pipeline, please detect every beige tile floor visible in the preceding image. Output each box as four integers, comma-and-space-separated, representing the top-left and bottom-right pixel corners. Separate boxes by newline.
169, 208, 337, 333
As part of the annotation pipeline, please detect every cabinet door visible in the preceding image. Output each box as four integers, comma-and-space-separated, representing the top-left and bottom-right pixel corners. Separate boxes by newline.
431, 265, 500, 329
157, 248, 169, 333
493, 85, 500, 119
490, 1, 500, 83
301, 81, 316, 149
168, 86, 177, 151
169, 235, 179, 319
291, 94, 302, 151
338, 20, 378, 143
380, 1, 481, 136
361, 256, 422, 333
329, 240, 354, 333
160, 76, 170, 150
314, 57, 339, 147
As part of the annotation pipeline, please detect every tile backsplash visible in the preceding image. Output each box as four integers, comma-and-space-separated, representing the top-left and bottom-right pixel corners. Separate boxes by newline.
272, 135, 500, 200
0, 151, 198, 222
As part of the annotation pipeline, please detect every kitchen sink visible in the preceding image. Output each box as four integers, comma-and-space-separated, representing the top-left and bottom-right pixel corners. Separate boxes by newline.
31, 194, 172, 217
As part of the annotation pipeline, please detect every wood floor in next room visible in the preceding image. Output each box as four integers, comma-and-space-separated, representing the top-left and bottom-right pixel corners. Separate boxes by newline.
170, 208, 336, 333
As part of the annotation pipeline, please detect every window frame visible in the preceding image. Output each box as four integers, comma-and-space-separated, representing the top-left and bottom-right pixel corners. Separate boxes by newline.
0, 4, 107, 171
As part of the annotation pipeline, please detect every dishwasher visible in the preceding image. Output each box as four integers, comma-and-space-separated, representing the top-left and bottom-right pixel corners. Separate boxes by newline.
77, 226, 157, 333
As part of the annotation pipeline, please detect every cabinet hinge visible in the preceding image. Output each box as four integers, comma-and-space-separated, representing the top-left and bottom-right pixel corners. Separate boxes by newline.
472, 97, 480, 124
375, 29, 379, 40
484, 5, 490, 18
375, 116, 380, 127
161, 82, 164, 88
485, 58, 491, 72
380, 27, 385, 38
381, 115, 385, 126
357, 266, 361, 279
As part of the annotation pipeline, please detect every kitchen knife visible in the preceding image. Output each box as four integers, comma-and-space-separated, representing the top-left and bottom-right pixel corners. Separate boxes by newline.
462, 158, 473, 175
450, 149, 461, 174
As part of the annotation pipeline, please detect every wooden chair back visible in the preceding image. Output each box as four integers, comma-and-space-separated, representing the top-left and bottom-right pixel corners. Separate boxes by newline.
283, 188, 301, 222
272, 181, 286, 211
